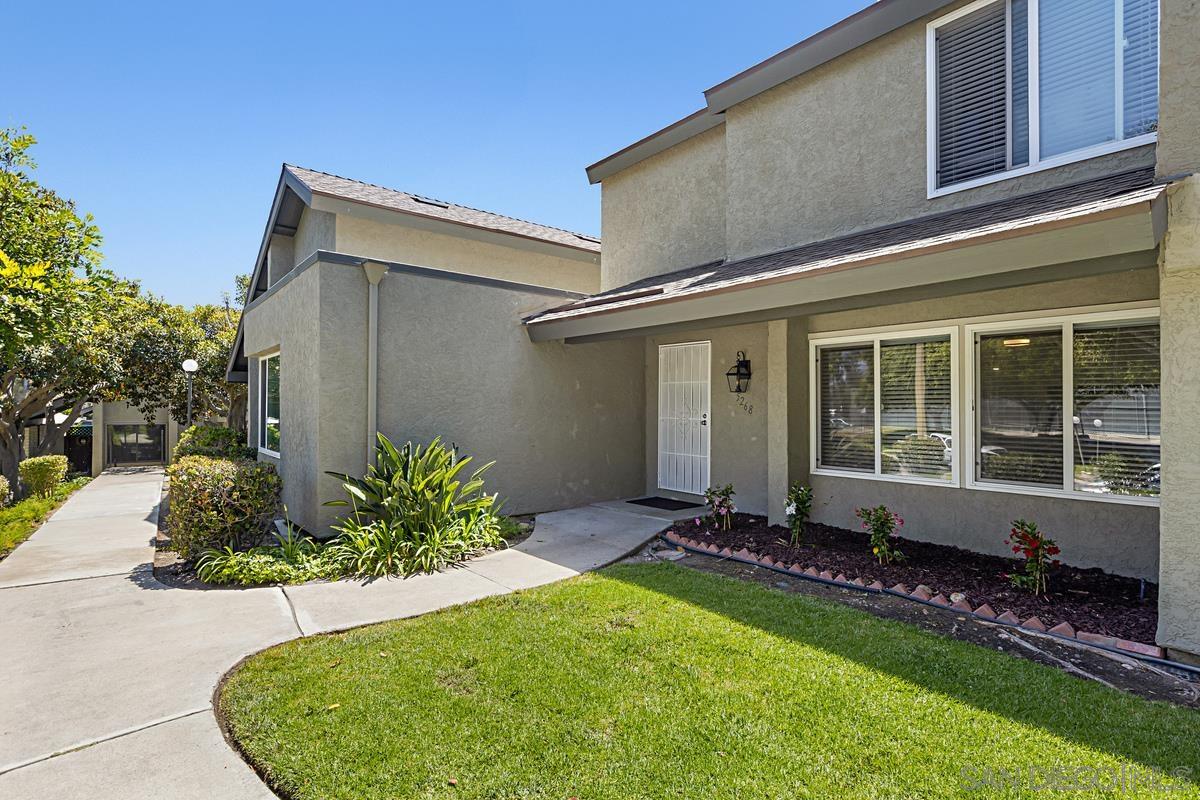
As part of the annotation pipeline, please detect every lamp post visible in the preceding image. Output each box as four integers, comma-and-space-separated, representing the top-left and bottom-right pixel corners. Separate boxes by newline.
181, 359, 199, 427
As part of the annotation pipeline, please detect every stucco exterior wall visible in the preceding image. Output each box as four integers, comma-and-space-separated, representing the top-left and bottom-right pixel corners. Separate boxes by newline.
242, 262, 323, 530
334, 213, 600, 294
645, 322, 769, 515
293, 208, 336, 266
803, 269, 1161, 580
601, 125, 726, 291
1155, 0, 1200, 179
721, 1, 1156, 262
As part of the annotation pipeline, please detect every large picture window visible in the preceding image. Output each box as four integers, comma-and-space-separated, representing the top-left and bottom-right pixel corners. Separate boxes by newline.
928, 0, 1159, 195
811, 308, 1159, 504
258, 353, 280, 455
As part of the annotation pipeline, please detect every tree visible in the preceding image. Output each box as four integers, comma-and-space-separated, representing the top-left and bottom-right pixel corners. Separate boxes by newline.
0, 127, 143, 488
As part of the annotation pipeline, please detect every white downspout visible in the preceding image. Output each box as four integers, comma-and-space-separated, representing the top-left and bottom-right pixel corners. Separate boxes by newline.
363, 261, 388, 469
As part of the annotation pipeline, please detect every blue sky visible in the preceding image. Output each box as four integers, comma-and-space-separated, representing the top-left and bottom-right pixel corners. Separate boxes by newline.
8, 0, 869, 306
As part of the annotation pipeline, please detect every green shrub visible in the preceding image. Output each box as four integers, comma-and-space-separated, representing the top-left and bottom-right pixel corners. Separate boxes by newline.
785, 483, 813, 546
19, 455, 69, 498
854, 504, 905, 565
0, 474, 9, 508
196, 523, 341, 586
174, 425, 255, 461
166, 455, 281, 558
324, 435, 504, 577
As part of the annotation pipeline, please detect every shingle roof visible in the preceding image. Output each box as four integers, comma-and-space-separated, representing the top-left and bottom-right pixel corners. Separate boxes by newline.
526, 168, 1165, 325
285, 165, 601, 254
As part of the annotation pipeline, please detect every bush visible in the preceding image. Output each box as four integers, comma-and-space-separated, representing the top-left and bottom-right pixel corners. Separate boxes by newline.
196, 523, 341, 586
1005, 519, 1060, 596
166, 456, 281, 558
855, 505, 905, 565
703, 484, 736, 531
19, 455, 69, 498
785, 483, 813, 547
324, 435, 504, 577
174, 425, 255, 461
0, 474, 8, 508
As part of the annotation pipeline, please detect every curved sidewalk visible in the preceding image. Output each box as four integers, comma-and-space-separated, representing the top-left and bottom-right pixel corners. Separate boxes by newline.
0, 469, 675, 799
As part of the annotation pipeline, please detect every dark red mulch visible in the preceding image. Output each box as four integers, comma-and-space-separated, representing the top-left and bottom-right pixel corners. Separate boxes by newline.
671, 514, 1158, 644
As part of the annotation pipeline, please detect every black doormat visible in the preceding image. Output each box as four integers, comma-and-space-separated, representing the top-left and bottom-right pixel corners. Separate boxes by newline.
627, 496, 703, 511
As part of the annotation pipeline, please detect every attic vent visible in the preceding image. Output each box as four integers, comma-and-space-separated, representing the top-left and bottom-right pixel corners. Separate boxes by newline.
574, 234, 601, 244
412, 196, 450, 209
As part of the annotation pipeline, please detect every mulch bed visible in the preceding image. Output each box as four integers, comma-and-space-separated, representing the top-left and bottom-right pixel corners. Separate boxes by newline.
671, 514, 1158, 644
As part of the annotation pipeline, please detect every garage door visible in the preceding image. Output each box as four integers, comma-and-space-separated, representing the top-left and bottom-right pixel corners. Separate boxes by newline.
108, 424, 166, 465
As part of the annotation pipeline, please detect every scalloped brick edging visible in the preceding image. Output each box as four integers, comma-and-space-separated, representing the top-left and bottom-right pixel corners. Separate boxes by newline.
661, 530, 1165, 660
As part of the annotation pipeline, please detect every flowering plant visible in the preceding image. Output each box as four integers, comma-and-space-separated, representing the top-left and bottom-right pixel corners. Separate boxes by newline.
855, 505, 905, 565
703, 484, 737, 531
1005, 519, 1060, 595
785, 483, 813, 546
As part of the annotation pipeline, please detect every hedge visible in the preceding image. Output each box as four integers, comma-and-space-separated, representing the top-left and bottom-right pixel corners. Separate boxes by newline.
173, 425, 255, 461
19, 455, 70, 498
166, 456, 281, 558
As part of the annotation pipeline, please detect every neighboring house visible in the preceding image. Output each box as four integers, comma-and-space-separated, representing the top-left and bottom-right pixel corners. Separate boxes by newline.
22, 401, 180, 476
232, 0, 1200, 661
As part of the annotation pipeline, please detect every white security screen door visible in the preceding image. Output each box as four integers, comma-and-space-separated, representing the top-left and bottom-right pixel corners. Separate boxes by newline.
658, 341, 711, 495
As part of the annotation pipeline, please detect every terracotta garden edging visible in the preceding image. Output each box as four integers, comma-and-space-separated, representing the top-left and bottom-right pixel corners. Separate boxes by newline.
659, 531, 1185, 667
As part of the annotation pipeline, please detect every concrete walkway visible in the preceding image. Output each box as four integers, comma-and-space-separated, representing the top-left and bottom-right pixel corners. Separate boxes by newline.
0, 469, 678, 799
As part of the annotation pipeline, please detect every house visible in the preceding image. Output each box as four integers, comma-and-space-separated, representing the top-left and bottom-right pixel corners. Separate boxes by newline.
22, 401, 181, 476
231, 0, 1200, 661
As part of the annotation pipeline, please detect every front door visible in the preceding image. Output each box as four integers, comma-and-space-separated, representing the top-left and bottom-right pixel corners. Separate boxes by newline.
108, 424, 165, 465
658, 341, 710, 495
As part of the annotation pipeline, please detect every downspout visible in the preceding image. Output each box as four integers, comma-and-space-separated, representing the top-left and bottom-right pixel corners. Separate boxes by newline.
363, 261, 388, 469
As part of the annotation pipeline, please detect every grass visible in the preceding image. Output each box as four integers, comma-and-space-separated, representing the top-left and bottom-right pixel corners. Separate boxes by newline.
0, 477, 90, 559
220, 563, 1200, 800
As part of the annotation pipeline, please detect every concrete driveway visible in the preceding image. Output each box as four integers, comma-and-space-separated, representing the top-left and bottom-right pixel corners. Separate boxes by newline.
0, 469, 676, 799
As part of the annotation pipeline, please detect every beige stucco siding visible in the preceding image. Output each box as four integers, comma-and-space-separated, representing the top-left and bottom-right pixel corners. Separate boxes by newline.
722, 1, 1156, 263
645, 322, 769, 515
242, 263, 323, 529
334, 214, 600, 294
601, 125, 726, 291
293, 208, 336, 266
1156, 0, 1200, 179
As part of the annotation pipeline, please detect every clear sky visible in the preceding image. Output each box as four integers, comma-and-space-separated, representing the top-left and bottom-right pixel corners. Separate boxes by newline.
8, 0, 870, 306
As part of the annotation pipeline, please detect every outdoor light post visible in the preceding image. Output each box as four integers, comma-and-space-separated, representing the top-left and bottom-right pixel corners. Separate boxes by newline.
182, 359, 199, 427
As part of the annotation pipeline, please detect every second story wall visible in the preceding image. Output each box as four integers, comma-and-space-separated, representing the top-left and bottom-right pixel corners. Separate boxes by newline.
334, 212, 601, 294
722, 0, 1156, 262
600, 125, 726, 290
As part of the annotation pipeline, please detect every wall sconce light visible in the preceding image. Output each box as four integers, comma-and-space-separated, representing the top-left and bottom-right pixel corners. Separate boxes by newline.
725, 351, 752, 393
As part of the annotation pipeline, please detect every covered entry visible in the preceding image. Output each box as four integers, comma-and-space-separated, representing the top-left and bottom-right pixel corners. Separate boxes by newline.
107, 424, 165, 465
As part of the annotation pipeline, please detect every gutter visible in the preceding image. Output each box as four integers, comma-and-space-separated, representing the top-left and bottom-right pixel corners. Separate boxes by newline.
363, 261, 388, 468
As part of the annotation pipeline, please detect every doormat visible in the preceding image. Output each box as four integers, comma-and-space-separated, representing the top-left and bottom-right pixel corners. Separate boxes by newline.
627, 497, 703, 511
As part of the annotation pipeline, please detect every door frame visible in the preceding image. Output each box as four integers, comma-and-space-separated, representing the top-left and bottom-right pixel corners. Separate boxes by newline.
656, 340, 711, 495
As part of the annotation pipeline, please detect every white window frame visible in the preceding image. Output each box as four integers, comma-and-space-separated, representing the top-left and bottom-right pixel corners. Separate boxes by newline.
964, 306, 1160, 507
257, 351, 281, 457
808, 302, 1160, 506
925, 0, 1159, 199
809, 327, 961, 488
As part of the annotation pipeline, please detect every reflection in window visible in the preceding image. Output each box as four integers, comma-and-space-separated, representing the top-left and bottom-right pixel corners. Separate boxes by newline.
1072, 324, 1160, 496
881, 337, 952, 480
817, 345, 875, 472
977, 331, 1063, 487
260, 354, 280, 453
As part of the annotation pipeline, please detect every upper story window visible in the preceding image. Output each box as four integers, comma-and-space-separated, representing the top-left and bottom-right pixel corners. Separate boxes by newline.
928, 0, 1158, 196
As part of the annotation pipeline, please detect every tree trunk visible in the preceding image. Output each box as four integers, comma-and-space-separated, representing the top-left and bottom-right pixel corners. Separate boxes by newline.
0, 437, 19, 497
227, 386, 247, 435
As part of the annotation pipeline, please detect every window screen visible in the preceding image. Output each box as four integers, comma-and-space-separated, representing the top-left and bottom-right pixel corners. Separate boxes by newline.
977, 330, 1063, 486
1072, 323, 1160, 495
881, 337, 953, 480
818, 345, 875, 472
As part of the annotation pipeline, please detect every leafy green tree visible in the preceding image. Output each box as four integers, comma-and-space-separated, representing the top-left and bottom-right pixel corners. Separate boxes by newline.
0, 128, 144, 489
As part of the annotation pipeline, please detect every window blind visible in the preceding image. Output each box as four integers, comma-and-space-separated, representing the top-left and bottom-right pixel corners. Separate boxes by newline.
881, 338, 953, 480
1123, 0, 1159, 138
1072, 323, 1160, 496
1039, 0, 1117, 158
936, 1, 1009, 187
1010, 0, 1030, 167
977, 331, 1063, 487
818, 345, 875, 472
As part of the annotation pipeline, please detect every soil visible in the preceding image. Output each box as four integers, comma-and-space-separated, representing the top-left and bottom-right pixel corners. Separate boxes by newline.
671, 514, 1158, 644
629, 543, 1199, 708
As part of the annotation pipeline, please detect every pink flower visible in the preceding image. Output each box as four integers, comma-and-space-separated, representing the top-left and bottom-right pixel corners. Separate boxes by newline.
694, 518, 701, 526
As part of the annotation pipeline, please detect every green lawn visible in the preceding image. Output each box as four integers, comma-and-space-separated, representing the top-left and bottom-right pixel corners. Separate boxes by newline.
0, 477, 90, 559
221, 563, 1200, 800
